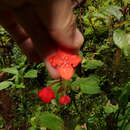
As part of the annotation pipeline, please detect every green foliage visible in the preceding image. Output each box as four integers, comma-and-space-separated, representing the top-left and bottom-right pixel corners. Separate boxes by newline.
0, 81, 13, 90
113, 29, 128, 49
72, 75, 101, 94
0, 65, 38, 89
125, 123, 130, 130
104, 5, 123, 20
0, 116, 4, 129
75, 125, 84, 130
38, 112, 64, 130
103, 102, 119, 114
28, 108, 64, 130
24, 69, 38, 78
1, 67, 18, 75
82, 58, 103, 71
1, 0, 130, 130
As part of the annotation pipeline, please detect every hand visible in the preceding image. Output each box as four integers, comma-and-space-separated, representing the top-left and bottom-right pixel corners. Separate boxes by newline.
0, 0, 84, 78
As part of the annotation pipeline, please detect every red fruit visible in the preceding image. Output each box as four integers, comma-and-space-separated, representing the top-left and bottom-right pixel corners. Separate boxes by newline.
38, 87, 55, 103
59, 95, 71, 104
48, 49, 82, 80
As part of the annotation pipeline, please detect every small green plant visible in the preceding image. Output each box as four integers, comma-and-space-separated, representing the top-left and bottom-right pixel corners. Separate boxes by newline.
0, 56, 38, 90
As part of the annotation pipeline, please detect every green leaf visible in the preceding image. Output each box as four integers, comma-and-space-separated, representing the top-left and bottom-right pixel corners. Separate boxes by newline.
28, 127, 37, 130
127, 34, 130, 42
96, 44, 109, 53
113, 29, 128, 49
1, 67, 18, 75
82, 59, 103, 71
103, 102, 118, 114
15, 83, 25, 88
24, 69, 38, 78
126, 34, 130, 57
52, 83, 61, 93
38, 112, 64, 130
105, 5, 123, 20
72, 75, 101, 94
123, 0, 130, 6
125, 123, 130, 130
88, 117, 98, 124
84, 27, 94, 35
0, 81, 13, 90
75, 125, 84, 130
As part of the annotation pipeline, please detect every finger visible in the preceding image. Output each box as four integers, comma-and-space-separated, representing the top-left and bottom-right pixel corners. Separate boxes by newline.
30, 0, 84, 49
13, 5, 60, 78
0, 9, 41, 62
44, 56, 60, 79
49, 26, 84, 50
13, 4, 56, 57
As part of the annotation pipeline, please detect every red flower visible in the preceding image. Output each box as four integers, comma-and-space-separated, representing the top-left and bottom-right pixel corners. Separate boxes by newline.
48, 49, 82, 80
38, 87, 55, 103
59, 95, 71, 104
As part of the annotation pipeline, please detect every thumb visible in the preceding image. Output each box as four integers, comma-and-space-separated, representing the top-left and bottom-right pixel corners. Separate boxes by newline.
30, 0, 84, 50
49, 27, 84, 50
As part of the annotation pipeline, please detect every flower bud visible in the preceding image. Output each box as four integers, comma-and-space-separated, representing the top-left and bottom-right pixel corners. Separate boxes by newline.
38, 87, 55, 103
59, 95, 71, 104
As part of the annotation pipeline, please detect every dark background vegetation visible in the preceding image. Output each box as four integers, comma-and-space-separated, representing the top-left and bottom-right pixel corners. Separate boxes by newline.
0, 0, 130, 129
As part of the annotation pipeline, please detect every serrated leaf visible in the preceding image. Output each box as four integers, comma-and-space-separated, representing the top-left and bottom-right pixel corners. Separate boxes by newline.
83, 59, 103, 71
113, 29, 128, 49
1, 67, 18, 75
24, 69, 38, 78
38, 112, 64, 130
0, 81, 13, 90
72, 75, 101, 94
105, 5, 123, 20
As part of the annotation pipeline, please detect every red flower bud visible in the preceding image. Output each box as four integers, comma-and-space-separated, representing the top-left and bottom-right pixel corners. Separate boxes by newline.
38, 87, 55, 103
59, 95, 71, 104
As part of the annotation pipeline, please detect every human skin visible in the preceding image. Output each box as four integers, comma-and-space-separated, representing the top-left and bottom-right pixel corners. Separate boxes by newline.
0, 0, 84, 78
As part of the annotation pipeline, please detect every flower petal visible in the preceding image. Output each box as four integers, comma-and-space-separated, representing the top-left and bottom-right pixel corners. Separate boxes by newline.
58, 64, 74, 80
70, 55, 82, 67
